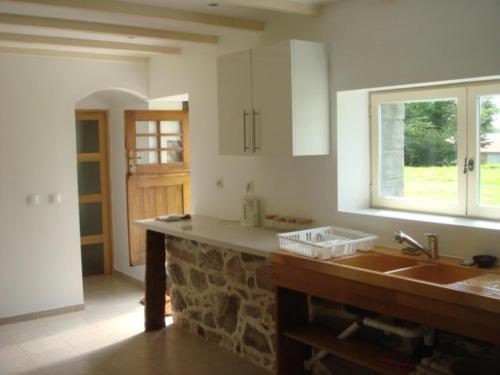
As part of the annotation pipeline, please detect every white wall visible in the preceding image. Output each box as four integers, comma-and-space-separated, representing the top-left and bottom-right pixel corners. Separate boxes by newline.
0, 55, 148, 318
149, 0, 500, 259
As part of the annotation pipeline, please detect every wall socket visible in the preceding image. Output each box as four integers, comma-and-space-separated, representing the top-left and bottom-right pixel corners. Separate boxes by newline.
215, 178, 224, 191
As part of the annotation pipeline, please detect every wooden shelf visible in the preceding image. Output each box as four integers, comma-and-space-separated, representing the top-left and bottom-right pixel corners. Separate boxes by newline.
283, 323, 412, 375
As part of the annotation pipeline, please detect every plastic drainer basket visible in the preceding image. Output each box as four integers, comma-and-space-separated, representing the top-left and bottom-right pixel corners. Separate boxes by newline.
277, 226, 378, 260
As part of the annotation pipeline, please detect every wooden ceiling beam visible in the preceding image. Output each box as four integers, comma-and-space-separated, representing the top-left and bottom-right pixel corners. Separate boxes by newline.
0, 46, 149, 62
0, 32, 181, 54
0, 13, 219, 44
11, 0, 265, 31
218, 0, 320, 16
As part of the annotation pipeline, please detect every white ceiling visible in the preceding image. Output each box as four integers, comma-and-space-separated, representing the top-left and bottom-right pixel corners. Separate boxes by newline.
0, 0, 337, 59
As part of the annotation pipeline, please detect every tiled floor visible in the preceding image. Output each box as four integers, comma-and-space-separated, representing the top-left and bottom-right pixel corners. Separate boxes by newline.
0, 274, 269, 375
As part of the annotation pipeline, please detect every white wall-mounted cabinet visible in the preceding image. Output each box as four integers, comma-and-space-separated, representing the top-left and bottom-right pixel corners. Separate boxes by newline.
217, 40, 330, 157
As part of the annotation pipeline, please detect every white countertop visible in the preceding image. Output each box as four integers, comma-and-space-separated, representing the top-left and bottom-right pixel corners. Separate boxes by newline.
134, 215, 280, 257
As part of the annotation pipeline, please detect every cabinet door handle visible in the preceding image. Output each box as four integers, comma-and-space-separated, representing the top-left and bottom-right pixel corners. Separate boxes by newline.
243, 110, 250, 152
252, 109, 260, 152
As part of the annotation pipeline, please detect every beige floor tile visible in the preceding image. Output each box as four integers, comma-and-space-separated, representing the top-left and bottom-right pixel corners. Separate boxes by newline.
1, 274, 271, 375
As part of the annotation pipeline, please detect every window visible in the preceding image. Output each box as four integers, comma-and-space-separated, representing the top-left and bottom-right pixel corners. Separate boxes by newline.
371, 82, 500, 219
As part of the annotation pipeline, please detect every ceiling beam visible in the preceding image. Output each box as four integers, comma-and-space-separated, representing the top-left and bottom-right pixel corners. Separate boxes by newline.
0, 46, 149, 62
218, 0, 320, 16
0, 13, 219, 44
11, 0, 265, 31
0, 32, 181, 54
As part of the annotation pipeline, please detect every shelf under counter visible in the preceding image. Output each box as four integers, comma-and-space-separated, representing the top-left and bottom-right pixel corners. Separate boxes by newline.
283, 323, 411, 375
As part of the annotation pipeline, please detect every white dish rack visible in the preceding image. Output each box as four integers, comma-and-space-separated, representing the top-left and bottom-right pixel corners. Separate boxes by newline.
277, 226, 378, 260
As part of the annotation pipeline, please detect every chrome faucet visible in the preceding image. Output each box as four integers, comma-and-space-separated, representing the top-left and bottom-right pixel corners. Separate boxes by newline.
394, 230, 439, 260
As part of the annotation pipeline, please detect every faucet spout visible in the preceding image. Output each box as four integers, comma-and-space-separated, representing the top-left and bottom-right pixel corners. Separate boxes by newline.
394, 230, 439, 260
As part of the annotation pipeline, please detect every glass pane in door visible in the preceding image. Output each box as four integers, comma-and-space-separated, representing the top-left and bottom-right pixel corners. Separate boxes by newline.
81, 244, 104, 276
161, 150, 183, 163
76, 120, 99, 153
379, 99, 459, 202
478, 95, 500, 206
135, 121, 157, 134
79, 202, 102, 236
77, 162, 101, 195
136, 136, 157, 149
160, 135, 182, 148
160, 121, 181, 134
136, 151, 158, 165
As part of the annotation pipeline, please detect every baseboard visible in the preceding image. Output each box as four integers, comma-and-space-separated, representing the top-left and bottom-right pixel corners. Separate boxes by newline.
0, 304, 85, 326
114, 269, 145, 288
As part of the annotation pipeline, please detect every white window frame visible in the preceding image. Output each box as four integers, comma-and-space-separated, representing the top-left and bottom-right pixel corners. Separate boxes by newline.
370, 86, 468, 216
467, 82, 500, 220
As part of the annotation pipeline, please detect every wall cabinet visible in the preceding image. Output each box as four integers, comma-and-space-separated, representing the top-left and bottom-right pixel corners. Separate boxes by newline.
217, 40, 330, 157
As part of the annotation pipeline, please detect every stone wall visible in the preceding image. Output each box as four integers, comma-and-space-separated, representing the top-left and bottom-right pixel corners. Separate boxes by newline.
165, 236, 276, 372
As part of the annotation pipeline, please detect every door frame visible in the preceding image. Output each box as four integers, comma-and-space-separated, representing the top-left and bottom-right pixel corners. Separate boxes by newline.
76, 110, 113, 275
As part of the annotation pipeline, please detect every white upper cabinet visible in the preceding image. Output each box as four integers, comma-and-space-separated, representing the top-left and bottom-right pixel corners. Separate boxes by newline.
217, 49, 254, 156
217, 40, 330, 157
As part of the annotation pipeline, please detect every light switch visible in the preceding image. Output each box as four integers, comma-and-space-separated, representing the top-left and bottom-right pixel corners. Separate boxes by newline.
49, 193, 62, 204
27, 194, 40, 206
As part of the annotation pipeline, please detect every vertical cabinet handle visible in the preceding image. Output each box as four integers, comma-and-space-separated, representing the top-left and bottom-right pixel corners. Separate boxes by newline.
252, 109, 260, 152
243, 110, 249, 152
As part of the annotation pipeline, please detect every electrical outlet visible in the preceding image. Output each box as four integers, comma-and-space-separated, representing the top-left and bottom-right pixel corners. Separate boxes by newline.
245, 180, 254, 194
215, 178, 224, 191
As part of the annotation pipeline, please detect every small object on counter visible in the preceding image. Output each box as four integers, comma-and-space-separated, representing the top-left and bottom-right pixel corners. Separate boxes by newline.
284, 217, 297, 231
273, 216, 287, 232
295, 218, 313, 231
156, 214, 191, 222
241, 195, 259, 227
459, 258, 475, 266
472, 254, 497, 268
263, 214, 277, 229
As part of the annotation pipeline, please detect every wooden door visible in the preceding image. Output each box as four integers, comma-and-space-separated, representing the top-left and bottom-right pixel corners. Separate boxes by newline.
75, 111, 113, 275
125, 109, 191, 266
217, 49, 254, 156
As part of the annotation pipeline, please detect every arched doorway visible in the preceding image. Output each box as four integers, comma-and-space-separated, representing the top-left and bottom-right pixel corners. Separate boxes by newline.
74, 89, 148, 276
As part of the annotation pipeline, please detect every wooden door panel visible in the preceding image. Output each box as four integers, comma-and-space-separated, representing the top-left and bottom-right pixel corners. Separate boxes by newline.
76, 110, 113, 275
127, 173, 191, 266
125, 107, 191, 267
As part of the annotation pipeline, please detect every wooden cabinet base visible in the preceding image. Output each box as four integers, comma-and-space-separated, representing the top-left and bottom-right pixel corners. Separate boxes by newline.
145, 230, 166, 331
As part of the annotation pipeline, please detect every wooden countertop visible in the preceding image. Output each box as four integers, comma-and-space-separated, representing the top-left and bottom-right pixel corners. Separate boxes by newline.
272, 247, 500, 315
135, 215, 279, 257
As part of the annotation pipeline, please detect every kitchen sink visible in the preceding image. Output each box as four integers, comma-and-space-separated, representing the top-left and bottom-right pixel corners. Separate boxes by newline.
334, 253, 419, 272
390, 264, 481, 285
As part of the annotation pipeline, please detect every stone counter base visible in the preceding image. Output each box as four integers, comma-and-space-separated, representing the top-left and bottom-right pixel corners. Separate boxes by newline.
165, 236, 276, 372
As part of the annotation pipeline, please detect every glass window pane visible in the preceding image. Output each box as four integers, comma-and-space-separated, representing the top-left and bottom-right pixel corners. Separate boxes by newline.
161, 150, 183, 164
160, 121, 181, 134
136, 136, 157, 149
380, 99, 458, 202
137, 151, 158, 165
81, 243, 104, 276
77, 162, 101, 195
479, 95, 500, 206
76, 120, 99, 153
79, 202, 102, 236
160, 135, 183, 149
135, 121, 157, 134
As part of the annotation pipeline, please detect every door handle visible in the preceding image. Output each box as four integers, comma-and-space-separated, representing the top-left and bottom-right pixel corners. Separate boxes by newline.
127, 150, 137, 175
463, 157, 474, 173
243, 110, 250, 152
252, 109, 260, 152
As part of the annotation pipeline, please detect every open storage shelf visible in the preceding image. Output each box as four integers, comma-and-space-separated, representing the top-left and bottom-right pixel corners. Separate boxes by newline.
284, 323, 410, 375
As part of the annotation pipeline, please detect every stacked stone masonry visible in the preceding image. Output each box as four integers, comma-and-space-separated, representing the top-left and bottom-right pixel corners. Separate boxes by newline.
165, 236, 276, 372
